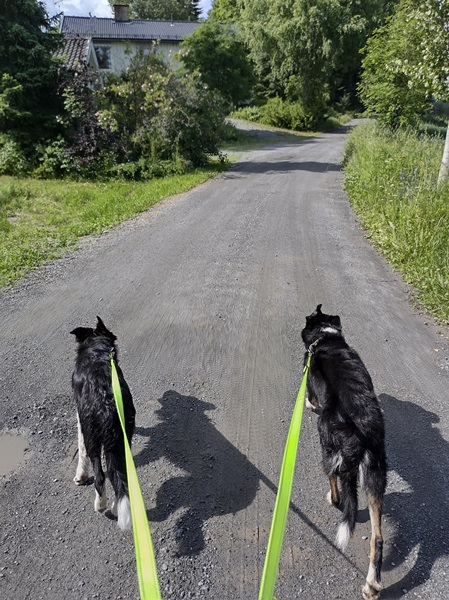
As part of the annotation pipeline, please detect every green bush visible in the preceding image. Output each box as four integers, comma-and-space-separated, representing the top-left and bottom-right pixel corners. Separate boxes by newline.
0, 136, 28, 176
260, 97, 320, 131
230, 106, 264, 123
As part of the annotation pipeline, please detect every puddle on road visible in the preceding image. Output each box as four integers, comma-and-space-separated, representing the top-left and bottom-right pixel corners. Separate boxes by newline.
0, 433, 28, 477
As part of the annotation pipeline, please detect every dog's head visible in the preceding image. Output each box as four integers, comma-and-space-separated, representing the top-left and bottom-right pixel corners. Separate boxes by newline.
301, 304, 342, 347
70, 316, 117, 346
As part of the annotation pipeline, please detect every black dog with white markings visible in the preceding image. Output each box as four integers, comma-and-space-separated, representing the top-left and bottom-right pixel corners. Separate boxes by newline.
70, 317, 135, 530
302, 305, 387, 600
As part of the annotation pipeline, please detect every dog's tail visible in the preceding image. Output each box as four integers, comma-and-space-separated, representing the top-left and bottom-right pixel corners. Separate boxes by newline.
106, 448, 132, 531
335, 471, 358, 550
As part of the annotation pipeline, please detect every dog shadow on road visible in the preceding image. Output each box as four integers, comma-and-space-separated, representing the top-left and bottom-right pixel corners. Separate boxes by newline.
379, 393, 449, 598
132, 389, 338, 560
133, 389, 265, 557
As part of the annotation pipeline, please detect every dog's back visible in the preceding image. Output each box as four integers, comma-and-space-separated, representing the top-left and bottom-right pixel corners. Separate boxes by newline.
71, 317, 135, 530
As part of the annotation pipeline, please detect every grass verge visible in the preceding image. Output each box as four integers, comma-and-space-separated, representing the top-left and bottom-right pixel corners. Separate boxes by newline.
344, 121, 449, 323
0, 164, 227, 288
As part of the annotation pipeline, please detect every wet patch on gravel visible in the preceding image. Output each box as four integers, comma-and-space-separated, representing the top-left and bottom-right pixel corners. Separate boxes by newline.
0, 431, 29, 477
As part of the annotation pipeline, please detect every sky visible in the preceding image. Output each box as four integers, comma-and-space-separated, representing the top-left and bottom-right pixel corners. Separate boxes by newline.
43, 0, 213, 19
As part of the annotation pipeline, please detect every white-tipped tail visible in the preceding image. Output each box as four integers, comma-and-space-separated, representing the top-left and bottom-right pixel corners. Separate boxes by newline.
335, 521, 351, 550
117, 496, 132, 531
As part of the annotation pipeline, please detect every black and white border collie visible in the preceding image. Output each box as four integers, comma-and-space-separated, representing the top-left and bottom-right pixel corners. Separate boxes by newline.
301, 305, 387, 600
70, 317, 136, 530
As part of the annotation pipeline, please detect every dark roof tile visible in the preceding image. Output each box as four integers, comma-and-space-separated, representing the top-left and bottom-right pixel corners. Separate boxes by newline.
55, 35, 90, 70
61, 16, 200, 42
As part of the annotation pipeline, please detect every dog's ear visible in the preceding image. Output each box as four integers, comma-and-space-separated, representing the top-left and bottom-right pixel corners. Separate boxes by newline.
70, 327, 94, 343
306, 304, 323, 322
95, 316, 117, 341
329, 315, 342, 330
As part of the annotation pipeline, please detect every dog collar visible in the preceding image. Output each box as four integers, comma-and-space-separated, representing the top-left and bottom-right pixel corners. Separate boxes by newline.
308, 336, 324, 354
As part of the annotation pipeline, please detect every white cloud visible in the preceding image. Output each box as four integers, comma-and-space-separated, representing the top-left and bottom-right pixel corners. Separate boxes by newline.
43, 0, 212, 19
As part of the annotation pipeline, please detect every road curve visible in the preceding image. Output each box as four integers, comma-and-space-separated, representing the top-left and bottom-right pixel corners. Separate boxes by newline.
1, 122, 449, 600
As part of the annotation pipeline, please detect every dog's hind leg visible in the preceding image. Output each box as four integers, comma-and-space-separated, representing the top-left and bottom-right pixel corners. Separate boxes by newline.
91, 454, 107, 513
106, 446, 132, 530
362, 492, 383, 600
74, 414, 90, 485
327, 474, 340, 507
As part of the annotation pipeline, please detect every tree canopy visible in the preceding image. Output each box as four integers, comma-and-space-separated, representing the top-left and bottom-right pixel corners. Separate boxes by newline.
0, 0, 62, 144
209, 0, 241, 23
239, 0, 395, 119
125, 0, 201, 21
180, 20, 255, 106
359, 0, 449, 128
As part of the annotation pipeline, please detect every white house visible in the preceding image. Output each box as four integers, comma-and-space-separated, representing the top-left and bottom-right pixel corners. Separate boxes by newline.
59, 4, 201, 74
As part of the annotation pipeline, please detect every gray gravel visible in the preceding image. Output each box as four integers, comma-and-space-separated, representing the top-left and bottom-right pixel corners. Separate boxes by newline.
1, 121, 449, 599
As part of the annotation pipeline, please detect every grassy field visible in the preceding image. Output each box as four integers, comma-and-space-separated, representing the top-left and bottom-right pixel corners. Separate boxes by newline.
344, 121, 449, 323
0, 166, 228, 287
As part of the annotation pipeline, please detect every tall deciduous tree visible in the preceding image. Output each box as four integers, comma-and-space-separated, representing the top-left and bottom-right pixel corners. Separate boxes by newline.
359, 0, 449, 182
239, 0, 394, 118
209, 0, 241, 23
0, 0, 62, 144
126, 0, 201, 20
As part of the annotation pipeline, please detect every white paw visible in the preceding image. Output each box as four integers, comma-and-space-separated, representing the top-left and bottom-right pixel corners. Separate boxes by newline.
94, 490, 107, 513
362, 581, 382, 600
74, 472, 89, 485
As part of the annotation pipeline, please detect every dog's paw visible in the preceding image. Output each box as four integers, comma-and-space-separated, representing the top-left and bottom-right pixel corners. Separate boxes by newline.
94, 490, 107, 513
305, 397, 316, 411
305, 396, 321, 415
73, 472, 89, 485
362, 580, 382, 600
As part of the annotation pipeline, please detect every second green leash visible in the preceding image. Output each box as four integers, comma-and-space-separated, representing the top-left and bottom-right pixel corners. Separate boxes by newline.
258, 351, 312, 600
111, 355, 162, 600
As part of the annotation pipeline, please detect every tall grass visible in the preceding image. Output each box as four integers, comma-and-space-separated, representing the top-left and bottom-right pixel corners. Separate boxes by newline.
0, 166, 226, 287
344, 122, 449, 322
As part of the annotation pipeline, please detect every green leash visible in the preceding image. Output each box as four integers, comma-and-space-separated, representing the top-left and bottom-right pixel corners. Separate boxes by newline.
111, 355, 162, 600
258, 351, 312, 600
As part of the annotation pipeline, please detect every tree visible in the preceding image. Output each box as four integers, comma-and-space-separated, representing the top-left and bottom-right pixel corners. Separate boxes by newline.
239, 0, 394, 119
358, 15, 430, 128
95, 51, 228, 168
0, 0, 62, 145
180, 20, 255, 106
125, 0, 201, 21
359, 0, 449, 182
208, 0, 241, 23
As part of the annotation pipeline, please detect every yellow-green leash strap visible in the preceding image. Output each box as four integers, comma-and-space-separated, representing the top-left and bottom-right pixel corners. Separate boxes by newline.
111, 356, 162, 600
258, 351, 312, 600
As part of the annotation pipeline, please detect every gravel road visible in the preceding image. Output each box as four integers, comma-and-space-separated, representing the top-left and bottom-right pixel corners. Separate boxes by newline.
1, 121, 449, 600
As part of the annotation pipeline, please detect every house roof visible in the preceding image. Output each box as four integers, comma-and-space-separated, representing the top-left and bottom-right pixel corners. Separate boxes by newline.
60, 16, 200, 43
55, 35, 91, 70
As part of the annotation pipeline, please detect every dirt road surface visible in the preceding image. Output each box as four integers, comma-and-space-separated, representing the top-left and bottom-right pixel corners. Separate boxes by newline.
1, 122, 449, 600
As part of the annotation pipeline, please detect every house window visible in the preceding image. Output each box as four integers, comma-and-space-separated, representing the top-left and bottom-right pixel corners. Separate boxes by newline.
95, 46, 112, 70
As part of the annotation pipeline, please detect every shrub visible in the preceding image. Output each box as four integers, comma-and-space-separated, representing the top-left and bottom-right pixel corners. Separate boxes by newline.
0, 135, 29, 175
230, 106, 264, 123
260, 97, 320, 131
